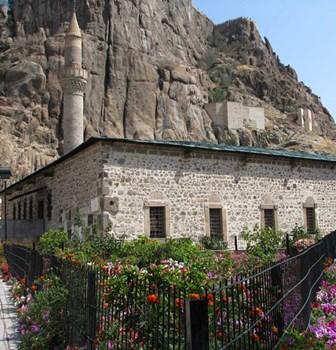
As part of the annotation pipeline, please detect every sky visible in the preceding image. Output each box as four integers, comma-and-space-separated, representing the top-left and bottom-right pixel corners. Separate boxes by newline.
192, 0, 336, 120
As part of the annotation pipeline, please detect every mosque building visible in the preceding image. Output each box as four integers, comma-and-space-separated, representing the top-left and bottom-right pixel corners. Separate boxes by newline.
1, 9, 336, 245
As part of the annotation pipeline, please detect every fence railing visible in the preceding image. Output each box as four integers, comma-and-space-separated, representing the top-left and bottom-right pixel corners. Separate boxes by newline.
3, 230, 336, 350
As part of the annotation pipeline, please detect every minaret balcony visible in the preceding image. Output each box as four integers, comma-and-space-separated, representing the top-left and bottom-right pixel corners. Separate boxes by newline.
61, 66, 88, 80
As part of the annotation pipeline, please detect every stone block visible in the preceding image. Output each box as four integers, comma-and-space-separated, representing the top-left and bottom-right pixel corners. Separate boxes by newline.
102, 196, 119, 214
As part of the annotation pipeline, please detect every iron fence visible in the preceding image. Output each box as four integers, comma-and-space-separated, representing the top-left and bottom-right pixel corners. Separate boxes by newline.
3, 230, 336, 350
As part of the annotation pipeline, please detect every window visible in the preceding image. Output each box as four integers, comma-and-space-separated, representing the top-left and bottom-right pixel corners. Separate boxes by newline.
264, 209, 275, 228
47, 192, 52, 220
303, 198, 317, 234
305, 207, 316, 234
260, 202, 278, 230
13, 204, 16, 220
204, 203, 227, 240
29, 198, 33, 220
23, 199, 27, 220
37, 200, 44, 219
18, 202, 21, 220
209, 208, 223, 237
150, 207, 166, 238
144, 199, 170, 239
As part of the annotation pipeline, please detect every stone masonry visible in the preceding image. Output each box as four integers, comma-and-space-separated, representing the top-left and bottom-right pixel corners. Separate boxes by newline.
2, 139, 336, 248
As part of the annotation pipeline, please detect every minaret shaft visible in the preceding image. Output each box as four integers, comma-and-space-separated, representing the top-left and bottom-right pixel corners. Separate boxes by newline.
61, 10, 87, 153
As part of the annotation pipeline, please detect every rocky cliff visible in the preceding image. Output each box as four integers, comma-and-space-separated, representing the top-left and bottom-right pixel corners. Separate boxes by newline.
0, 1, 335, 180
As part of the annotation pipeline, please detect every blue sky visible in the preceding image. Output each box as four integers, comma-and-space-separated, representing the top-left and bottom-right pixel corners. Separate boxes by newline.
192, 0, 336, 120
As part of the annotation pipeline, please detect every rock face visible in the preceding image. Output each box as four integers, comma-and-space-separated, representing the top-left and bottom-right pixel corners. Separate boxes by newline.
0, 2, 336, 180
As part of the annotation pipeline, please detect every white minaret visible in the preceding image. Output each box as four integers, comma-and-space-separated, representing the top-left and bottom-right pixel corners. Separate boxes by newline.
60, 7, 88, 153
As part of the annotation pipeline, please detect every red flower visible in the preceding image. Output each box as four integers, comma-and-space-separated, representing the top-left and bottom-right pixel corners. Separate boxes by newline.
251, 333, 260, 342
188, 293, 200, 300
207, 294, 214, 306
31, 285, 38, 292
175, 297, 184, 309
147, 294, 159, 304
103, 303, 109, 309
217, 331, 223, 339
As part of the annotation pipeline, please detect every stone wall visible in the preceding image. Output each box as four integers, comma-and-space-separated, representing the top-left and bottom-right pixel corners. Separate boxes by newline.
4, 142, 103, 239
49, 142, 103, 232
101, 142, 336, 248
3, 140, 336, 246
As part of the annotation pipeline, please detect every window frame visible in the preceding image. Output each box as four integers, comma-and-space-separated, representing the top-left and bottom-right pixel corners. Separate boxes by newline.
144, 200, 170, 239
204, 203, 227, 241
303, 201, 318, 234
260, 204, 278, 230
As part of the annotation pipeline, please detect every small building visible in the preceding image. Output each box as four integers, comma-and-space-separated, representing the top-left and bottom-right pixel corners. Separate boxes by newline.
1, 137, 335, 248
205, 101, 265, 130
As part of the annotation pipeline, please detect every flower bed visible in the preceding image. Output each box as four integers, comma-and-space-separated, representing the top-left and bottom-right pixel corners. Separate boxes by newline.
280, 257, 336, 349
0, 224, 326, 349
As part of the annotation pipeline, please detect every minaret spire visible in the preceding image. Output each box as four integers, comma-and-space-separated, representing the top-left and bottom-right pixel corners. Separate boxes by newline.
60, 5, 88, 153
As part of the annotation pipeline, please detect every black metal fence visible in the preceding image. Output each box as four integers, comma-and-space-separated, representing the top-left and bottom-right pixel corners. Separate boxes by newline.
3, 231, 336, 350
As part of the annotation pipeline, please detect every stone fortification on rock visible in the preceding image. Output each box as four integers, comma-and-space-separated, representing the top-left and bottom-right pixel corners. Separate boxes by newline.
205, 101, 265, 130
297, 108, 314, 132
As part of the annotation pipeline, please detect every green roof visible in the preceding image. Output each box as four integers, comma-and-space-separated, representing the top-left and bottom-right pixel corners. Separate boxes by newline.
111, 137, 336, 162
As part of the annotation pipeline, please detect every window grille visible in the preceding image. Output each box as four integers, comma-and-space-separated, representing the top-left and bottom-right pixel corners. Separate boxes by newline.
209, 208, 223, 237
264, 209, 275, 228
306, 207, 316, 234
150, 207, 166, 238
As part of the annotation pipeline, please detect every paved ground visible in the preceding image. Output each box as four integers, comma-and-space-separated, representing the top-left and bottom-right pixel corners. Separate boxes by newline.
0, 281, 19, 350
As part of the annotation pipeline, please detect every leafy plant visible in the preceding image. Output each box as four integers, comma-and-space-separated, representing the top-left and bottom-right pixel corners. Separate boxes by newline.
38, 229, 68, 255
242, 225, 284, 266
17, 274, 68, 350
200, 235, 228, 250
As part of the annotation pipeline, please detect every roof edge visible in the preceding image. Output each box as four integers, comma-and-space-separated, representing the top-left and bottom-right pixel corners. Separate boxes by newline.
2, 136, 336, 194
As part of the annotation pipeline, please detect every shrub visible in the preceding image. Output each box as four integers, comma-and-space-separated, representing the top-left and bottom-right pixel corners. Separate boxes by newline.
17, 274, 68, 350
200, 235, 228, 250
38, 230, 68, 255
242, 225, 284, 266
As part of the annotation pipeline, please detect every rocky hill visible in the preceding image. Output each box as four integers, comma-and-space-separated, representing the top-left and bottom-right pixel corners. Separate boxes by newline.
0, 0, 335, 180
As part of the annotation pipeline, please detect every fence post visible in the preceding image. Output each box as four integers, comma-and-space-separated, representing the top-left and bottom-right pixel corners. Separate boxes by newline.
186, 299, 209, 350
234, 236, 238, 251
286, 234, 290, 256
87, 270, 97, 350
271, 265, 284, 335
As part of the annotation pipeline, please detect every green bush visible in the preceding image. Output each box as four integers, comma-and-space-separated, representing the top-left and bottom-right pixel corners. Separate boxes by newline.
18, 275, 68, 349
242, 225, 284, 266
38, 230, 68, 255
200, 235, 228, 250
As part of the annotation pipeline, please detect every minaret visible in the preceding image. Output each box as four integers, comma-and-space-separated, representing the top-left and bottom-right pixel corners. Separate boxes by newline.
60, 7, 88, 153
